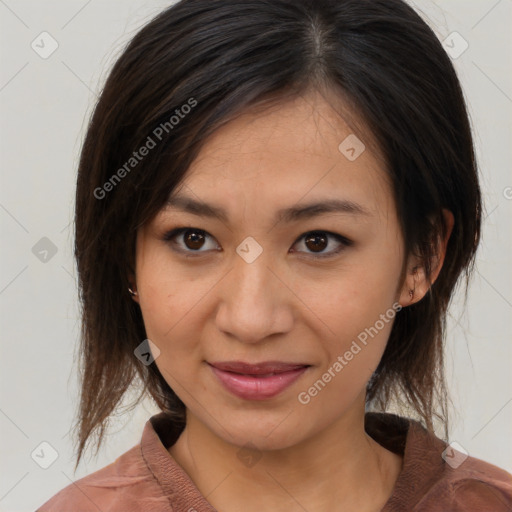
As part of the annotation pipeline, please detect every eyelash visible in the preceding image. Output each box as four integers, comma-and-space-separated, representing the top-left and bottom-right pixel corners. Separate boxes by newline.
162, 227, 353, 259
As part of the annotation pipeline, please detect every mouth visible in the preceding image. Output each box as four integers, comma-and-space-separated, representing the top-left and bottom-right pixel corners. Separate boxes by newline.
207, 361, 311, 400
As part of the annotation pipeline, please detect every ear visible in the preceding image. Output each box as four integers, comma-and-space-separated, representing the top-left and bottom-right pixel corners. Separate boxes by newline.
127, 272, 140, 304
398, 209, 454, 307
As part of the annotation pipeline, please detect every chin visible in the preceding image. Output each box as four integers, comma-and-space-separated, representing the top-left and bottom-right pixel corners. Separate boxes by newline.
212, 409, 313, 452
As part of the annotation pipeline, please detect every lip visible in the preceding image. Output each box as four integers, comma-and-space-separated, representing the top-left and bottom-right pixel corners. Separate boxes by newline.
208, 361, 310, 400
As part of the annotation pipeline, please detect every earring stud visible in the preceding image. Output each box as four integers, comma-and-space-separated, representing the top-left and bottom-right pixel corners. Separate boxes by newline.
128, 287, 138, 296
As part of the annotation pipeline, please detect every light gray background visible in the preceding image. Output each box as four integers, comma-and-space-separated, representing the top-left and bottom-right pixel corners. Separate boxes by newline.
0, 1, 511, 510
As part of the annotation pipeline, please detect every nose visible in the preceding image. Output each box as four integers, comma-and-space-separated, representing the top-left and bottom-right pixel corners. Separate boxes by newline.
214, 247, 294, 344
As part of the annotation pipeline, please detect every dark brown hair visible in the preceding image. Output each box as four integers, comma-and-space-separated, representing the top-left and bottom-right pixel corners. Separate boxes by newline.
71, 0, 481, 470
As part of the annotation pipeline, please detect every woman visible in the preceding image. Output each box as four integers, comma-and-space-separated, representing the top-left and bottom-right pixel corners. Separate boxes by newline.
37, 0, 512, 510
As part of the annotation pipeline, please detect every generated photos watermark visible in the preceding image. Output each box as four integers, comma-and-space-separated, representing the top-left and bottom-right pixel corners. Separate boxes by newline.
94, 97, 198, 200
297, 302, 402, 405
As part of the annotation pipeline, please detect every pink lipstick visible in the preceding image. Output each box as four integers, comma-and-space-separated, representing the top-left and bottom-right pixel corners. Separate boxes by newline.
208, 361, 309, 400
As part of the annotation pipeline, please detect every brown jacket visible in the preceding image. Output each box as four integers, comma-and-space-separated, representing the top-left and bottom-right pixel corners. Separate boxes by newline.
36, 411, 512, 511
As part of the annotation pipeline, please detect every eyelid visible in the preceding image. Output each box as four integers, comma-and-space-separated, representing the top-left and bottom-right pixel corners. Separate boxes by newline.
163, 227, 352, 258
290, 230, 352, 259
163, 227, 220, 256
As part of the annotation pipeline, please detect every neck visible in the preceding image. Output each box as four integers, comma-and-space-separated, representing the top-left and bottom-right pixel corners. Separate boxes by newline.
168, 400, 402, 512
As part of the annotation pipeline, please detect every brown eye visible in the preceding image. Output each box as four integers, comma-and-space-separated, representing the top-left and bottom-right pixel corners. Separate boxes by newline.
163, 227, 351, 259
291, 230, 352, 259
183, 229, 206, 250
304, 232, 328, 253
163, 227, 219, 255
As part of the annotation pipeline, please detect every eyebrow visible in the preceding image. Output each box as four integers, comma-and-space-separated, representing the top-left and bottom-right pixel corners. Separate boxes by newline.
164, 194, 372, 224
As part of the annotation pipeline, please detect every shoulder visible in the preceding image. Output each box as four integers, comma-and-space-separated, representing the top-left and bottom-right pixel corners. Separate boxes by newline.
35, 444, 170, 512
367, 413, 512, 511
423, 452, 512, 511
404, 421, 512, 511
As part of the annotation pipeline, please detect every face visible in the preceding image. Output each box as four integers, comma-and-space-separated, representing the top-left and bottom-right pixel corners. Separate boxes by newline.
134, 90, 410, 451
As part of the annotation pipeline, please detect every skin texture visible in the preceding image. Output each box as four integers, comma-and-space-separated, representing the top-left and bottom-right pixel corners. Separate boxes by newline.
131, 90, 454, 512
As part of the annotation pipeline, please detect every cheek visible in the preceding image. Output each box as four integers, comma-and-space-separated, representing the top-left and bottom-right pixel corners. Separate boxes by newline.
290, 254, 401, 344
138, 280, 199, 345
135, 246, 220, 383
290, 235, 402, 398
138, 276, 204, 393
296, 309, 396, 420
136, 243, 197, 333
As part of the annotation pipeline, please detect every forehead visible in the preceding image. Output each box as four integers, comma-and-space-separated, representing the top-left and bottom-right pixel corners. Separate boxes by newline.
170, 91, 393, 222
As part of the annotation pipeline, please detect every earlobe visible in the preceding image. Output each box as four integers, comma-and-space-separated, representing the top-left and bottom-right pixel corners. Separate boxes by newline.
398, 264, 428, 307
128, 286, 140, 303
398, 209, 454, 308
127, 273, 139, 303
